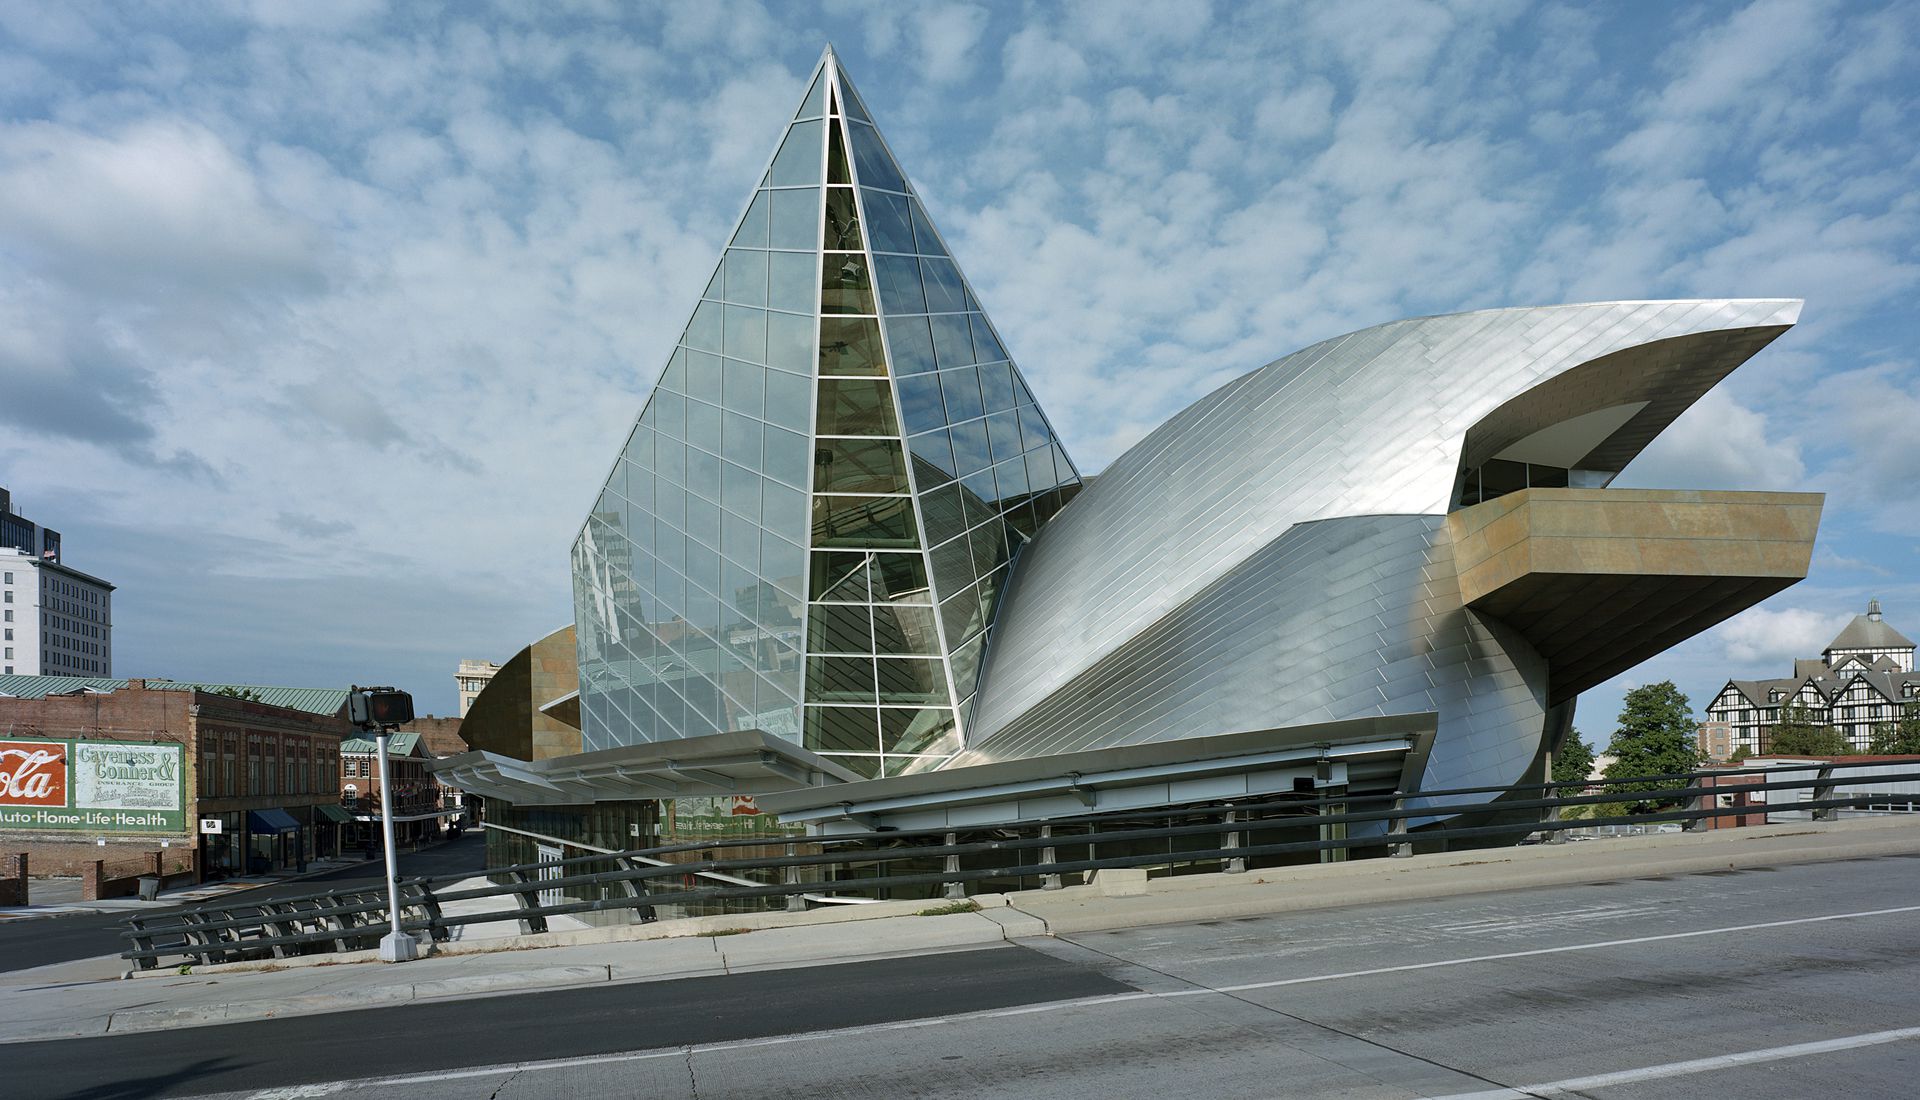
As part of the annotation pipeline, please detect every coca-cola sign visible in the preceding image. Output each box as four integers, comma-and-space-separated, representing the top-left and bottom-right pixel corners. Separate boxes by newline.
0, 741, 68, 808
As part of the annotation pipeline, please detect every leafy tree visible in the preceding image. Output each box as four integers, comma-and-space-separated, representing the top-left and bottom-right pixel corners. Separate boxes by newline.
1727, 746, 1752, 764
1602, 681, 1704, 809
1552, 731, 1596, 790
1868, 703, 1920, 755
1766, 703, 1852, 756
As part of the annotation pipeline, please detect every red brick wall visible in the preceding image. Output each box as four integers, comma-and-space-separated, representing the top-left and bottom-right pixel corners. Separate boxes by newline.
0, 852, 25, 906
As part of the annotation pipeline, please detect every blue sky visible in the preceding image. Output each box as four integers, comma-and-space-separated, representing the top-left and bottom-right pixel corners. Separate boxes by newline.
0, 0, 1913, 728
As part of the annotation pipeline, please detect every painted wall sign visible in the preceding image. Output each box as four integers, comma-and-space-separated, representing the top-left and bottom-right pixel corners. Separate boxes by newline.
0, 738, 186, 834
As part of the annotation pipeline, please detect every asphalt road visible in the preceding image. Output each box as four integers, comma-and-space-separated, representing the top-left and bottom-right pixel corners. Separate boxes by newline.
0, 833, 484, 972
12, 848, 1920, 1099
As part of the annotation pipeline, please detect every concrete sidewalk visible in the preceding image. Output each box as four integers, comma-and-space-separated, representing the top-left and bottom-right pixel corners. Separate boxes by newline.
2, 816, 1913, 1045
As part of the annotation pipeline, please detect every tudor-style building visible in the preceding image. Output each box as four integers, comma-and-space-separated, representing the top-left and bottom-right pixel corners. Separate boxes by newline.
1703, 600, 1920, 757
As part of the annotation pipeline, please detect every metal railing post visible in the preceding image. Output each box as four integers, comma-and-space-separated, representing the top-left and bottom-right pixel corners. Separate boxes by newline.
1223, 807, 1246, 874
943, 831, 965, 901
1040, 825, 1063, 890
1389, 795, 1412, 858
507, 869, 550, 935
784, 843, 807, 912
1811, 763, 1838, 822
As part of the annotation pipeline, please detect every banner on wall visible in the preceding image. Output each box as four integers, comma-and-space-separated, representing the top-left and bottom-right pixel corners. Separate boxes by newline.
0, 738, 186, 834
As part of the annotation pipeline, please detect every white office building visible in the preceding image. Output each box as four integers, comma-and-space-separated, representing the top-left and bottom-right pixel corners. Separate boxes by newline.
0, 487, 114, 677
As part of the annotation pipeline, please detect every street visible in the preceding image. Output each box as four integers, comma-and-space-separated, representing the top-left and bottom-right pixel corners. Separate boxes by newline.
6, 846, 1919, 1098
0, 832, 483, 973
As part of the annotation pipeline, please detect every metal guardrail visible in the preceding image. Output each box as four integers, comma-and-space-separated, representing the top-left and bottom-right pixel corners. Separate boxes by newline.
122, 759, 1920, 969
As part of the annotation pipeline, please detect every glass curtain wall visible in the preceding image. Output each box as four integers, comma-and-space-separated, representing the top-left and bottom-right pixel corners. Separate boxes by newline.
572, 54, 1082, 774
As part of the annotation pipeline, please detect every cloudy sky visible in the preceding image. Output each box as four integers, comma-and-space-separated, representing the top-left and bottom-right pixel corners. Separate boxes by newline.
1, 0, 1914, 730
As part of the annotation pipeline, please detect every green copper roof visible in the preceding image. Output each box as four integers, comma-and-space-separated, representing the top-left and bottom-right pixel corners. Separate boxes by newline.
0, 676, 350, 717
339, 732, 423, 756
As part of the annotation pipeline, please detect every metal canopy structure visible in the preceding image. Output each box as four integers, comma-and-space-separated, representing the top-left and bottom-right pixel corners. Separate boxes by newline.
429, 728, 860, 807
760, 713, 1436, 834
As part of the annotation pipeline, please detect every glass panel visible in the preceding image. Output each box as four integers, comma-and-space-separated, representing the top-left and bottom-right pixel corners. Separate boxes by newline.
1010, 370, 1038, 408
960, 467, 998, 508
920, 258, 966, 312
921, 482, 967, 546
872, 254, 927, 314
824, 753, 882, 778
815, 438, 910, 495
724, 249, 768, 307
721, 359, 764, 418
687, 445, 722, 501
873, 603, 940, 655
948, 418, 993, 476
761, 530, 805, 595
827, 117, 851, 184
810, 552, 872, 602
1017, 404, 1050, 451
822, 252, 875, 314
686, 301, 723, 352
703, 263, 723, 301
624, 426, 654, 469
877, 658, 946, 705
807, 603, 873, 654
950, 634, 984, 698
883, 709, 957, 755
805, 706, 879, 753
687, 350, 723, 404
895, 374, 947, 436
993, 455, 1029, 502
796, 68, 826, 120
723, 411, 763, 468
971, 315, 1007, 362
687, 398, 722, 452
909, 430, 957, 483
939, 368, 985, 423
985, 410, 1023, 464
839, 73, 873, 123
766, 119, 825, 187
732, 191, 770, 248
909, 198, 945, 256
970, 519, 1008, 577
812, 495, 919, 547
763, 368, 812, 432
763, 478, 807, 534
929, 313, 975, 369
654, 392, 688, 440
847, 122, 905, 192
770, 188, 819, 250
723, 306, 766, 364
722, 461, 761, 521
763, 425, 812, 487
816, 378, 897, 436
941, 586, 982, 644
686, 493, 721, 550
873, 553, 932, 604
806, 657, 876, 705
862, 190, 916, 254
975, 360, 1016, 414
763, 253, 812, 315
1024, 447, 1057, 494
766, 311, 814, 373
930, 537, 973, 593
884, 316, 936, 374
818, 317, 886, 375
824, 188, 862, 251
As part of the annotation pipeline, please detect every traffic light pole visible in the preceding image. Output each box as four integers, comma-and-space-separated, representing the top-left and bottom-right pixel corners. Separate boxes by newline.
374, 729, 418, 962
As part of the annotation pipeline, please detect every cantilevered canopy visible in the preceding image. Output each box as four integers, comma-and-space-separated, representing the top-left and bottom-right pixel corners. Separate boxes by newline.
760, 713, 1435, 834
431, 728, 861, 806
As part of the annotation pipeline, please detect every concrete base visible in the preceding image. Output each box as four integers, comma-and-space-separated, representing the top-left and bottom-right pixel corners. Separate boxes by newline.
378, 933, 420, 963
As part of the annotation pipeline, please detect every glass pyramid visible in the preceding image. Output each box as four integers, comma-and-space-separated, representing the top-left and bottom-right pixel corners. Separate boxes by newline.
571, 50, 1082, 778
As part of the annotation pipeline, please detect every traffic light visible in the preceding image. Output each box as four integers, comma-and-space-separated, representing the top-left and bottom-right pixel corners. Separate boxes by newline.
348, 687, 415, 729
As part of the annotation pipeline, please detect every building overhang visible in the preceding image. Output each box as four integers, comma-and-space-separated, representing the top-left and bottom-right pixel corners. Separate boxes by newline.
1450, 487, 1823, 705
430, 728, 862, 806
759, 713, 1436, 834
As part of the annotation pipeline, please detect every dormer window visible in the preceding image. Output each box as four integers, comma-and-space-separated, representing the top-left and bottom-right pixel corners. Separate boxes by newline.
1769, 688, 1784, 703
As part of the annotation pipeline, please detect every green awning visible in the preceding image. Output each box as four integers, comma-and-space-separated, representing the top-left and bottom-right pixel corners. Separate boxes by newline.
315, 803, 355, 824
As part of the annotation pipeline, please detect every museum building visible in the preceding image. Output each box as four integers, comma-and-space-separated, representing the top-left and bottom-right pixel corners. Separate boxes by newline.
437, 52, 1823, 875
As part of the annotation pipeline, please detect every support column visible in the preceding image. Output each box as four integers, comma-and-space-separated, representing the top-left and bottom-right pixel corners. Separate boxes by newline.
1040, 825, 1063, 890
1223, 806, 1246, 874
784, 842, 807, 912
1388, 796, 1412, 858
942, 831, 965, 901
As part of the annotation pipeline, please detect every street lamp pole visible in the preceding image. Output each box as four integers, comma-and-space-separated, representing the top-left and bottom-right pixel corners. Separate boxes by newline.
373, 727, 416, 962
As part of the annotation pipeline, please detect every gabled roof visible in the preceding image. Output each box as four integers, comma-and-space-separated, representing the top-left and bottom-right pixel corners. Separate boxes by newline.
1725, 675, 1836, 709
340, 732, 423, 756
0, 676, 349, 717
1826, 601, 1915, 652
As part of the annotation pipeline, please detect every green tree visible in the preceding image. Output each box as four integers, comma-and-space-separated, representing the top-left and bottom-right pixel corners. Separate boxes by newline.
1766, 703, 1852, 756
1867, 703, 1920, 755
1727, 745, 1752, 765
1552, 731, 1596, 789
1602, 681, 1703, 809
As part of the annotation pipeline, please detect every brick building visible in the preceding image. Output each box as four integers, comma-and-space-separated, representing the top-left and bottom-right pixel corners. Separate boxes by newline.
339, 732, 455, 849
0, 677, 350, 881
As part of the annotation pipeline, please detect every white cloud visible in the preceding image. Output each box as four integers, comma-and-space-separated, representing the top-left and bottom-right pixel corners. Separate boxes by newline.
1714, 605, 1853, 665
1615, 389, 1805, 492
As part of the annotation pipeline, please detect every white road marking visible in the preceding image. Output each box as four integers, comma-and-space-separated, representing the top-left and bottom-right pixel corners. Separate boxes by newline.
1209, 903, 1920, 995
1427, 1024, 1920, 1099
227, 901, 1920, 1099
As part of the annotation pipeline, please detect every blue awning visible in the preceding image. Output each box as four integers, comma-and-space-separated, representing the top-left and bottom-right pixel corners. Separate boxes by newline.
247, 808, 301, 835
